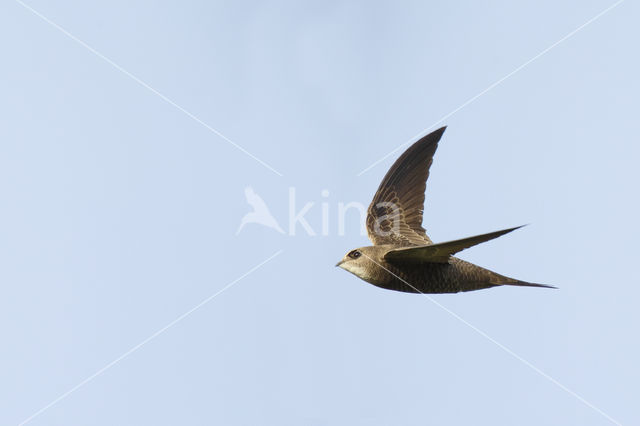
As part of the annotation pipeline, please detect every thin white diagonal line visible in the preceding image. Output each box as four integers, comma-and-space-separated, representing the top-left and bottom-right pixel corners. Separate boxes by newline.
356, 0, 625, 177
14, 0, 283, 177
359, 252, 622, 426
18, 250, 283, 426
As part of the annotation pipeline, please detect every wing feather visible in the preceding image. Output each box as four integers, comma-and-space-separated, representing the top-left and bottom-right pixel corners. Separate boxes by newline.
383, 226, 524, 263
366, 127, 446, 246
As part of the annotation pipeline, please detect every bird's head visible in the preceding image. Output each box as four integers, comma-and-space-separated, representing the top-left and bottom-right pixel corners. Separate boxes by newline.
336, 246, 382, 282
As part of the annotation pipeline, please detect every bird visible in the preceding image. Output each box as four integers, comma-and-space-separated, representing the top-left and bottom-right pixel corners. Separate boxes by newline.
336, 126, 554, 294
236, 187, 285, 235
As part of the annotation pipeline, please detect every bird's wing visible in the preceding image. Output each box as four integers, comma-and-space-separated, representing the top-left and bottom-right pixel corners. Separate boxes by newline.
383, 226, 524, 264
366, 127, 446, 246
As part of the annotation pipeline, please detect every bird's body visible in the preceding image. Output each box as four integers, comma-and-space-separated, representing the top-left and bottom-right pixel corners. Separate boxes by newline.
337, 127, 553, 294
340, 245, 543, 293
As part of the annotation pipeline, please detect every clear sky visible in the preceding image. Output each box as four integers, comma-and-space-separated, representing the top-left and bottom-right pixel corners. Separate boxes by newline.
1, 1, 638, 425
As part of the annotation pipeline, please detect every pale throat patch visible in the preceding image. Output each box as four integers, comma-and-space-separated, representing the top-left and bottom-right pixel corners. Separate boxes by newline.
340, 262, 375, 282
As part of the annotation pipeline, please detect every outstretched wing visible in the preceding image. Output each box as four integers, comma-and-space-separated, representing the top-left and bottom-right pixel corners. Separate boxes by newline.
366, 127, 446, 246
383, 226, 524, 263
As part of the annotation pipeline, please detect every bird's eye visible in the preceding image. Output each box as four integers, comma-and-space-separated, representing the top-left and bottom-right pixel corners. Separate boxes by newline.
348, 250, 361, 259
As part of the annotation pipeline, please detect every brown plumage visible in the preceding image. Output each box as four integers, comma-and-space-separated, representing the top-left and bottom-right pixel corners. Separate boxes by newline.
337, 127, 554, 294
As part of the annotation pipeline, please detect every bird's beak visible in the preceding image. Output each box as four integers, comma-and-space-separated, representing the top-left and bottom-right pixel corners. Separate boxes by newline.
335, 259, 345, 268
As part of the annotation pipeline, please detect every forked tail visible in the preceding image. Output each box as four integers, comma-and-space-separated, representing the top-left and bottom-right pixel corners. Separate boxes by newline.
504, 280, 557, 289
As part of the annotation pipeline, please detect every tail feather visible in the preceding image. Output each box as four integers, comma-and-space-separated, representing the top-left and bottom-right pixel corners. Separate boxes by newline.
504, 280, 557, 289
488, 271, 557, 289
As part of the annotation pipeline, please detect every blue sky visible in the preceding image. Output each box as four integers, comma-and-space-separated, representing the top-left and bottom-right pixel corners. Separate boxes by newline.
1, 1, 638, 425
